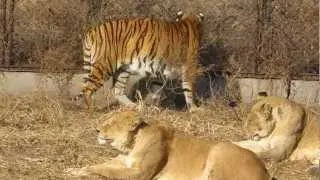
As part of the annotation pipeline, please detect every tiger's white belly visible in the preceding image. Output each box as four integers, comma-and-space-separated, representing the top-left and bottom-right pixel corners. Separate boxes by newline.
127, 58, 181, 80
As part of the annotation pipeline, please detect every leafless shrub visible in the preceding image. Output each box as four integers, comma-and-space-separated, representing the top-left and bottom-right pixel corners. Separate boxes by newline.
0, 0, 317, 76
255, 0, 318, 76
13, 0, 87, 69
0, 0, 316, 103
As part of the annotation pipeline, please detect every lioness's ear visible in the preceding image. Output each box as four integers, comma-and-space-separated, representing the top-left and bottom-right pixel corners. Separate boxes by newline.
274, 107, 283, 120
130, 115, 145, 131
261, 103, 272, 119
133, 116, 143, 126
256, 91, 268, 101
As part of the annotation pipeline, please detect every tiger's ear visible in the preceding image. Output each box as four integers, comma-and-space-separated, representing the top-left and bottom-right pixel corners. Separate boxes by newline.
197, 12, 204, 22
175, 10, 183, 22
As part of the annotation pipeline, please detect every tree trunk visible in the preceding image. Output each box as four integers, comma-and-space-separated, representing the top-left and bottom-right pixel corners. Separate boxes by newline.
254, 0, 272, 73
5, 0, 14, 66
87, 0, 102, 24
1, 0, 7, 65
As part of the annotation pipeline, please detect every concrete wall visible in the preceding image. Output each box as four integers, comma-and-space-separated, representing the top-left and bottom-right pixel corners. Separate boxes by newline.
0, 72, 319, 105
0, 72, 111, 106
0, 72, 82, 96
238, 78, 319, 105
290, 80, 319, 105
238, 78, 287, 103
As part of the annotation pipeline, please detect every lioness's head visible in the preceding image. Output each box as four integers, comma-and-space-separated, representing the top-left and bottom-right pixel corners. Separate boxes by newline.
96, 111, 145, 153
246, 102, 279, 140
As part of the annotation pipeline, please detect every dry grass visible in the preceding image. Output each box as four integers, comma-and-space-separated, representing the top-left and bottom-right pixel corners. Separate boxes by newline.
0, 93, 317, 180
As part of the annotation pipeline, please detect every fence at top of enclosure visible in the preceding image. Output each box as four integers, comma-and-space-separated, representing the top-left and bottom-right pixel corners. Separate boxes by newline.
0, 0, 318, 81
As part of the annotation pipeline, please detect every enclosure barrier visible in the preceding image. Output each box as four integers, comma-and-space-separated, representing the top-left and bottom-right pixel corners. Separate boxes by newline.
0, 71, 318, 105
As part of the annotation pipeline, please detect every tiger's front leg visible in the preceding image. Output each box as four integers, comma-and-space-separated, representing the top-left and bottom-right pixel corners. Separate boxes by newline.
74, 62, 106, 110
74, 79, 102, 110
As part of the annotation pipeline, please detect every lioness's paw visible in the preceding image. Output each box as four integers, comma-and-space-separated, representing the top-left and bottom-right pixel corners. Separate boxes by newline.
64, 167, 90, 176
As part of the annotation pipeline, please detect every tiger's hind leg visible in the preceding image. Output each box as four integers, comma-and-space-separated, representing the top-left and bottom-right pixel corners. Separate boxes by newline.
113, 70, 137, 108
182, 81, 194, 109
74, 61, 107, 110
181, 66, 200, 112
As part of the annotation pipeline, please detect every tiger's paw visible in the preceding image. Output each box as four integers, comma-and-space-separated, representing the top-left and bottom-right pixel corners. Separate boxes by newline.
186, 103, 204, 113
189, 106, 204, 113
72, 92, 92, 110
72, 93, 85, 106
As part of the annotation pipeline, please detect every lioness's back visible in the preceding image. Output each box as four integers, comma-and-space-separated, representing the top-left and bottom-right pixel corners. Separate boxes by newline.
209, 142, 271, 180
163, 134, 216, 178
161, 132, 270, 180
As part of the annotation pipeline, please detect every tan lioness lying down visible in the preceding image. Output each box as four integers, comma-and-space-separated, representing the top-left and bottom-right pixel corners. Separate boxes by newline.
235, 94, 320, 166
66, 111, 272, 180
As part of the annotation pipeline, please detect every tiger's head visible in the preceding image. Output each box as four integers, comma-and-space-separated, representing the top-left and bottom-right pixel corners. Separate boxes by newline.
96, 111, 146, 153
175, 10, 204, 23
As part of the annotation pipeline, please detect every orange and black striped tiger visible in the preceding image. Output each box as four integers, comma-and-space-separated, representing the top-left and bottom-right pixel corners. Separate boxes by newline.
77, 11, 204, 111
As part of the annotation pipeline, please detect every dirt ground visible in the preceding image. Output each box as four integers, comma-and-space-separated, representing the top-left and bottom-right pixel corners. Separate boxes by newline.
0, 93, 318, 180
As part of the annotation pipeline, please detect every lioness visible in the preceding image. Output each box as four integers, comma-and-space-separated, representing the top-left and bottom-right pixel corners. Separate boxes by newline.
235, 94, 320, 166
66, 111, 271, 180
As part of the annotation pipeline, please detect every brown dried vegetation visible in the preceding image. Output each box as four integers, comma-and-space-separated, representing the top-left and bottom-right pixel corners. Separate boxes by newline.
0, 93, 317, 179
0, 0, 318, 179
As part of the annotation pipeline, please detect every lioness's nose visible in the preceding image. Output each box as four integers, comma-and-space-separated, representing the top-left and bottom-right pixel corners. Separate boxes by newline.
95, 129, 100, 133
252, 134, 260, 141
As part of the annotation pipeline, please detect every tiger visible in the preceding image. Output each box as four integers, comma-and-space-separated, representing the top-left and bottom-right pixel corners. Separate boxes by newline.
76, 11, 204, 111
